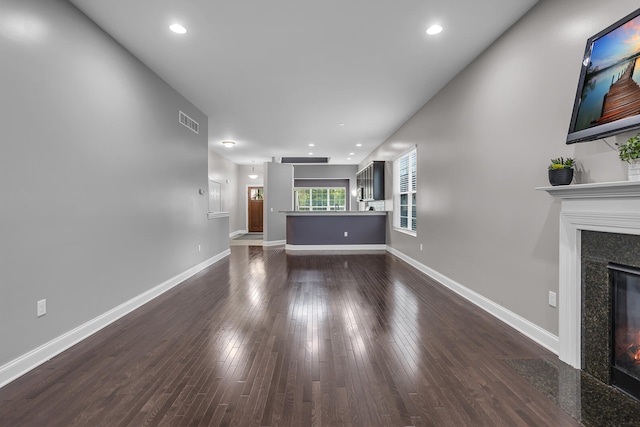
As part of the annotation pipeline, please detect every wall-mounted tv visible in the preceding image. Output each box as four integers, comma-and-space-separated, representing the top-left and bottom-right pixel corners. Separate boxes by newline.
567, 7, 640, 144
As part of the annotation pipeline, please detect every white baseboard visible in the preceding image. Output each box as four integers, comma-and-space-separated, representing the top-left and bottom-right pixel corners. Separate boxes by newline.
229, 229, 246, 238
385, 246, 559, 355
263, 239, 286, 247
286, 244, 386, 251
0, 249, 231, 389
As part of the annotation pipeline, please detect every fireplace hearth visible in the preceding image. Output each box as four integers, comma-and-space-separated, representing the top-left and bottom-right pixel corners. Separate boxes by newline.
610, 263, 640, 400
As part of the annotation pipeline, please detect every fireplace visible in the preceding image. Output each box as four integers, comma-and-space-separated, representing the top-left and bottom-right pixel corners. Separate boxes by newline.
610, 263, 640, 400
538, 180, 640, 372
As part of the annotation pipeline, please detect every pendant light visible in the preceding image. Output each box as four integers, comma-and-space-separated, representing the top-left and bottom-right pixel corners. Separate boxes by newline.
248, 161, 258, 179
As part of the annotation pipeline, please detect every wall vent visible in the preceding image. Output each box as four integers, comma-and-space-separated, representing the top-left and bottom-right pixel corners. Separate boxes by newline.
281, 157, 329, 164
179, 111, 199, 134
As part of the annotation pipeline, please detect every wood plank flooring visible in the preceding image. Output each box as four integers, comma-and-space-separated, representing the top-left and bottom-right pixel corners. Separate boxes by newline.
0, 247, 578, 426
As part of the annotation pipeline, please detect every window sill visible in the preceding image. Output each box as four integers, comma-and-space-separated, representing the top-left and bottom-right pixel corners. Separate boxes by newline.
207, 212, 230, 219
393, 227, 416, 237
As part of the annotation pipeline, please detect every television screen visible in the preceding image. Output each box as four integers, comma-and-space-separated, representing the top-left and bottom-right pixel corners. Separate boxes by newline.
567, 7, 640, 144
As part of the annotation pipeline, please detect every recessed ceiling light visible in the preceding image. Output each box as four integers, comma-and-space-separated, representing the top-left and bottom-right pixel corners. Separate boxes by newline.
308, 143, 315, 147
170, 24, 187, 34
338, 123, 345, 126
222, 140, 235, 148
308, 152, 313, 155
347, 157, 352, 160
356, 143, 362, 147
349, 152, 354, 155
426, 24, 443, 35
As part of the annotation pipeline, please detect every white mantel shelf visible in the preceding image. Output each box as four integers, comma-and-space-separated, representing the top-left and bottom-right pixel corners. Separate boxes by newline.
536, 180, 640, 199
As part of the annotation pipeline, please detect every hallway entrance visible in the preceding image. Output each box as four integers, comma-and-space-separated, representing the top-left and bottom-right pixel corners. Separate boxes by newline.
248, 186, 263, 233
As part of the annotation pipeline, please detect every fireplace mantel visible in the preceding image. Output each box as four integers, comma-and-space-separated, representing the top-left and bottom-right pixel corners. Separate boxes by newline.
536, 180, 640, 199
538, 180, 640, 369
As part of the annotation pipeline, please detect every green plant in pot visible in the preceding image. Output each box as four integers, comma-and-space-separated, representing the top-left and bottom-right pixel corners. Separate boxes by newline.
618, 134, 640, 181
548, 157, 575, 186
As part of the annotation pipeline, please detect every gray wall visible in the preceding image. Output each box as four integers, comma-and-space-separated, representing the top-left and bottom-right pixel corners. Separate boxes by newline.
208, 150, 239, 233
0, 0, 229, 367
264, 162, 294, 242
293, 164, 358, 210
361, 0, 638, 336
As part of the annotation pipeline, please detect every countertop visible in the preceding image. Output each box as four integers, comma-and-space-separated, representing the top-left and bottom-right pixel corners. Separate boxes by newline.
282, 211, 388, 216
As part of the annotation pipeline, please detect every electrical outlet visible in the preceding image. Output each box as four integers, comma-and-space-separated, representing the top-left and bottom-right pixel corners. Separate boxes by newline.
37, 299, 46, 317
549, 291, 557, 307
344, 231, 348, 237
420, 244, 423, 251
198, 244, 201, 252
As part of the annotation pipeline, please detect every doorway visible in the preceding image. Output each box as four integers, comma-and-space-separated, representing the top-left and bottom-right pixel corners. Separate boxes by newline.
248, 187, 264, 232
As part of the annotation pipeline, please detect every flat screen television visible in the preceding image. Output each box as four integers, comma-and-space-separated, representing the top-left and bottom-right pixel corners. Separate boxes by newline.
567, 7, 640, 144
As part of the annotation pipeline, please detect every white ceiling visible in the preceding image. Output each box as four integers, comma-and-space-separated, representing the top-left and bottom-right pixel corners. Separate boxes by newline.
69, 0, 538, 166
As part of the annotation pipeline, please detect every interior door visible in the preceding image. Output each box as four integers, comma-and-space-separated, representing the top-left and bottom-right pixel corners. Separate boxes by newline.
248, 187, 264, 232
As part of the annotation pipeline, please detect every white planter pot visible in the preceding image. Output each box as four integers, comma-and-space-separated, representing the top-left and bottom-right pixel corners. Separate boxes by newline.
628, 161, 640, 181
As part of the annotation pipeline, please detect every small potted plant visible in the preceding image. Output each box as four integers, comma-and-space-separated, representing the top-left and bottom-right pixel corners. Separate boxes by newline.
618, 134, 640, 181
548, 157, 575, 186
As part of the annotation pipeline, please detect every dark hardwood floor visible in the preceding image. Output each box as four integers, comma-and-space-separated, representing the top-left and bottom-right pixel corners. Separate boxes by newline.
0, 247, 578, 426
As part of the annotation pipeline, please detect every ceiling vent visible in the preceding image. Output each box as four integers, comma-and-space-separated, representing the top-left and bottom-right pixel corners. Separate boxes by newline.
179, 110, 199, 134
281, 157, 329, 164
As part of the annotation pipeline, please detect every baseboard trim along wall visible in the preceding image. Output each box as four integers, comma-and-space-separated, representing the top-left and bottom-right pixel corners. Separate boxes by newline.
285, 244, 386, 251
263, 240, 286, 247
385, 246, 559, 355
229, 229, 246, 238
0, 249, 231, 389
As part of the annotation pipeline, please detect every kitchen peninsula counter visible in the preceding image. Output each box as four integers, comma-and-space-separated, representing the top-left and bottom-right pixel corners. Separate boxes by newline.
283, 211, 387, 250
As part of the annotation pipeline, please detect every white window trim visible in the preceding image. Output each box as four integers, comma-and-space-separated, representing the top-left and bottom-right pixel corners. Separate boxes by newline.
393, 148, 417, 236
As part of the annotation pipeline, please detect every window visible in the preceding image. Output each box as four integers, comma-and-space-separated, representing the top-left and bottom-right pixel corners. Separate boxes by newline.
208, 180, 222, 213
250, 187, 263, 200
295, 187, 346, 211
393, 149, 417, 234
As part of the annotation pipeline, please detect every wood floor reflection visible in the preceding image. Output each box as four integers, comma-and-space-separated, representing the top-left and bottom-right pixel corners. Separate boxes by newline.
0, 247, 578, 426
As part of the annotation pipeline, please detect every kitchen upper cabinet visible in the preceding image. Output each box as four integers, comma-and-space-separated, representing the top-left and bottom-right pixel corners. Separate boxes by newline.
356, 161, 384, 201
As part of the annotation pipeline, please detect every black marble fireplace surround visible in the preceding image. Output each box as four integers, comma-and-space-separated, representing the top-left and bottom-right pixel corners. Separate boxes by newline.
582, 231, 640, 386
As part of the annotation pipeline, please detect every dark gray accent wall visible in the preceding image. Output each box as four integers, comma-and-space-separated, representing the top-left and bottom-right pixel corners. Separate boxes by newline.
294, 179, 349, 188
0, 0, 228, 367
286, 215, 385, 245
